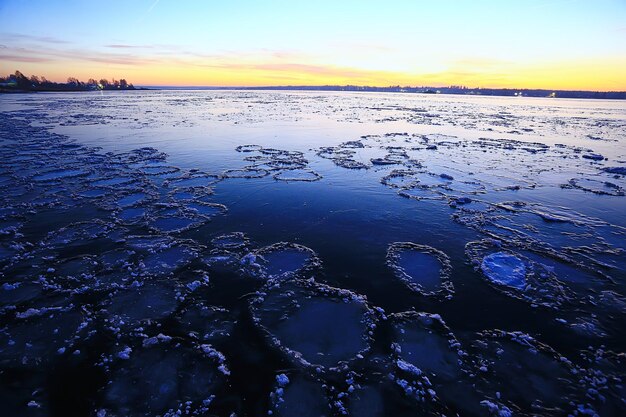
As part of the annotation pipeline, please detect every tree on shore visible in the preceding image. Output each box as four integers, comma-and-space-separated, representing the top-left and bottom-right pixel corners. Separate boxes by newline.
0, 70, 137, 92
13, 70, 31, 88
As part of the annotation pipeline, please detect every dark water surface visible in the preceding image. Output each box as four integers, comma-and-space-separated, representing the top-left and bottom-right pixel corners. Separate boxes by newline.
1, 90, 625, 416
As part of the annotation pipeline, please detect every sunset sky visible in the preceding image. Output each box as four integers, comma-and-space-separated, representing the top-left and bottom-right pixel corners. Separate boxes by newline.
1, 0, 625, 90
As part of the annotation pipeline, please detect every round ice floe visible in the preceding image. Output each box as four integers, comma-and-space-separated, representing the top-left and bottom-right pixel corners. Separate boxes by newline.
177, 305, 234, 343
32, 168, 89, 182
387, 242, 453, 298
116, 207, 148, 223
389, 312, 484, 414
148, 209, 208, 234
168, 186, 215, 203
48, 255, 99, 289
391, 312, 465, 380
167, 174, 218, 189
472, 330, 582, 415
466, 240, 570, 308
250, 279, 375, 370
273, 169, 322, 182
262, 159, 308, 171
245, 242, 321, 281
268, 373, 330, 417
119, 147, 168, 165
0, 305, 91, 367
124, 235, 175, 252
243, 154, 267, 163
211, 232, 249, 251
167, 188, 196, 202
93, 270, 136, 290
91, 176, 137, 188
370, 157, 401, 166
381, 170, 422, 188
446, 180, 486, 195
134, 165, 180, 176
102, 281, 181, 328
77, 188, 110, 199
566, 178, 624, 196
114, 191, 155, 208
449, 199, 492, 212
341, 140, 366, 148
342, 361, 435, 417
407, 172, 451, 187
397, 185, 446, 201
260, 148, 292, 156
236, 144, 263, 152
99, 337, 228, 417
480, 252, 526, 289
42, 220, 113, 248
446, 196, 473, 208
183, 201, 227, 217
201, 251, 241, 273
222, 167, 269, 178
139, 244, 198, 276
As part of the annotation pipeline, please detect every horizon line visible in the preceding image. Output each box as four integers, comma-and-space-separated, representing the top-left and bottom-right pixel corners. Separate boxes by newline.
137, 85, 626, 94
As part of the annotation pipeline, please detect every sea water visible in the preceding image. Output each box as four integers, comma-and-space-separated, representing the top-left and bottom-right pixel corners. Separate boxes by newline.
0, 90, 624, 416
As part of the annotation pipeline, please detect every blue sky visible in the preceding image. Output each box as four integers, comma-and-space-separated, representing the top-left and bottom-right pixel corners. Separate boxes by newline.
1, 0, 625, 88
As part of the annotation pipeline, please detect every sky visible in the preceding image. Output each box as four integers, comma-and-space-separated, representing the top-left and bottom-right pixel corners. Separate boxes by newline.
1, 0, 625, 90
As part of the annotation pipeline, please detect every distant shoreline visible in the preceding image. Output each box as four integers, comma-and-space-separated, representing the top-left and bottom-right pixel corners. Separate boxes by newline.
143, 85, 626, 100
0, 87, 149, 94
3, 85, 625, 100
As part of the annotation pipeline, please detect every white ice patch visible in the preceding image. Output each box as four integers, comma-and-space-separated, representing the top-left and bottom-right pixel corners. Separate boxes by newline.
480, 252, 526, 289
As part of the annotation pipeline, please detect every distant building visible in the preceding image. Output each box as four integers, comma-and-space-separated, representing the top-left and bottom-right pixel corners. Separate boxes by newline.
0, 80, 18, 87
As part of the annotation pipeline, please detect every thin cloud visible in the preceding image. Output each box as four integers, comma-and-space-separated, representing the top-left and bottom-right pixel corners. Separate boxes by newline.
0, 32, 70, 44
0, 53, 51, 63
0, 45, 162, 66
104, 44, 154, 49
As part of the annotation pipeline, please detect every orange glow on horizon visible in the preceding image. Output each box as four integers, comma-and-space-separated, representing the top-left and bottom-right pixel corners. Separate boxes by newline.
2, 56, 625, 91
